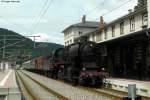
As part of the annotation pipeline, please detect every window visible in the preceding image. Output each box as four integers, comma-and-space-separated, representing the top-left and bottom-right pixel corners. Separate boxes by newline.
92, 34, 95, 42
120, 22, 124, 35
112, 25, 115, 37
104, 28, 108, 39
79, 31, 83, 36
142, 13, 148, 28
130, 17, 135, 31
70, 40, 72, 44
99, 33, 102, 41
67, 32, 69, 38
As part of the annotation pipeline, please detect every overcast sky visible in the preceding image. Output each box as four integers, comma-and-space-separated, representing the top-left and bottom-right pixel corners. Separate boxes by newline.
0, 0, 138, 44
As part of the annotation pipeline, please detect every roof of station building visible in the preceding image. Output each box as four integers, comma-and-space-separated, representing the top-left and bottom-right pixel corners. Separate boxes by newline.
62, 21, 99, 33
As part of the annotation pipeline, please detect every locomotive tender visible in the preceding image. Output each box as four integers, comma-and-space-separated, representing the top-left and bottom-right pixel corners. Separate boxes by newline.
25, 41, 108, 86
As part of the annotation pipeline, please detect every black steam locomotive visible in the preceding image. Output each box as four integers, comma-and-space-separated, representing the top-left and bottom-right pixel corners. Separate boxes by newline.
50, 41, 108, 86
24, 41, 108, 86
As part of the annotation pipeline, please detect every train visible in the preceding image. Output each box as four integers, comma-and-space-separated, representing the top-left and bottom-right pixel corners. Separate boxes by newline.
24, 41, 108, 86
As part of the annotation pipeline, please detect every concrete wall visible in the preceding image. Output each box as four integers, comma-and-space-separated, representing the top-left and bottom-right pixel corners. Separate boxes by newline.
106, 78, 150, 98
0, 88, 21, 100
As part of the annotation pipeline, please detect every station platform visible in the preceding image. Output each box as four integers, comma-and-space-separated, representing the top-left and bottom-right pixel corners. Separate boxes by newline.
106, 78, 150, 98
0, 69, 21, 100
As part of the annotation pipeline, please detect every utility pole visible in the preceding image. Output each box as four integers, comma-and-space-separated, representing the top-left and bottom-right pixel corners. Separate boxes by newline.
2, 35, 6, 59
2, 35, 6, 71
0, 34, 26, 70
27, 36, 40, 48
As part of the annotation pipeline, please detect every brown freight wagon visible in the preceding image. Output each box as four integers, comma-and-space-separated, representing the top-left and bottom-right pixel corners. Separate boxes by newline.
35, 56, 51, 70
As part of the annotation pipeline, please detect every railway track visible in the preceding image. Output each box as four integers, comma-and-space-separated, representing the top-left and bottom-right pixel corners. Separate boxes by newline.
97, 88, 150, 100
56, 80, 128, 100
79, 87, 150, 100
20, 70, 131, 100
16, 71, 34, 100
15, 70, 69, 100
78, 86, 126, 100
62, 80, 150, 100
54, 74, 150, 100
17, 70, 150, 100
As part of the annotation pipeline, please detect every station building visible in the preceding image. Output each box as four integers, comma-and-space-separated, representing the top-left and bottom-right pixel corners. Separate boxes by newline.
63, 15, 99, 46
63, 0, 150, 80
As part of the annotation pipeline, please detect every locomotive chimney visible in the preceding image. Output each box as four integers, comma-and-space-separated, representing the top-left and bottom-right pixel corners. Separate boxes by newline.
99, 16, 105, 32
82, 15, 86, 23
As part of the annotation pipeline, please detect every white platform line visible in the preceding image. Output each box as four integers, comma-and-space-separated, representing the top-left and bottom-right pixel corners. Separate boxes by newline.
0, 70, 12, 86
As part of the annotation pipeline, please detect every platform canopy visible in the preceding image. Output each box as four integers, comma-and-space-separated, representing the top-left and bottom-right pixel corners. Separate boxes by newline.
0, 28, 34, 62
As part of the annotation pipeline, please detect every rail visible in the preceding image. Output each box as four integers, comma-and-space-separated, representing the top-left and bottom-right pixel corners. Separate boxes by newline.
16, 70, 69, 100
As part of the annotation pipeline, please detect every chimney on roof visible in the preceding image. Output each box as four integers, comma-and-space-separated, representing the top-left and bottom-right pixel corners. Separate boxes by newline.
128, 9, 132, 13
99, 16, 105, 32
134, 6, 138, 11
82, 15, 86, 23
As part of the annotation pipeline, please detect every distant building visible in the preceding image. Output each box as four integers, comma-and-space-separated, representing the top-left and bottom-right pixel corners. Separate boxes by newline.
0, 62, 11, 70
63, 15, 99, 46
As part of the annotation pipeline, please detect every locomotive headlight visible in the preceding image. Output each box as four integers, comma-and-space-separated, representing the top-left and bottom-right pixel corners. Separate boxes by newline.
82, 67, 86, 71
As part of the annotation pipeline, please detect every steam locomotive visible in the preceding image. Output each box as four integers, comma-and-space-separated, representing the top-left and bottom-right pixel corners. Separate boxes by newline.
25, 41, 108, 86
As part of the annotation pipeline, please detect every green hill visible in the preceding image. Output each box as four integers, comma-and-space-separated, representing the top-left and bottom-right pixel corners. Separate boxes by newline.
31, 42, 64, 57
0, 28, 33, 61
0, 28, 64, 64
